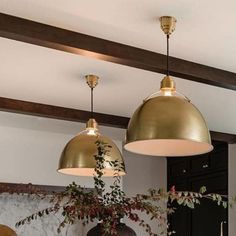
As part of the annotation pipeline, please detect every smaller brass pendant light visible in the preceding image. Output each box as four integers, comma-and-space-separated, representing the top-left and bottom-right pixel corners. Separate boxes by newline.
58, 75, 126, 176
124, 16, 213, 157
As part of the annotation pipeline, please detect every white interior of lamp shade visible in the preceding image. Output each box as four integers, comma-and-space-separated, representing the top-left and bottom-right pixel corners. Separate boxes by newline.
57, 168, 126, 177
124, 139, 213, 157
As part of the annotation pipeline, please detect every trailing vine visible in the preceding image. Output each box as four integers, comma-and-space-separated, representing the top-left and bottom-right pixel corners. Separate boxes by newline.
14, 141, 234, 235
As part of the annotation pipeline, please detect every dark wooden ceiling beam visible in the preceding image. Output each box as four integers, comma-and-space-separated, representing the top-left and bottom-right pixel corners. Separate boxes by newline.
0, 96, 235, 144
0, 96, 129, 129
0, 13, 236, 90
210, 131, 236, 144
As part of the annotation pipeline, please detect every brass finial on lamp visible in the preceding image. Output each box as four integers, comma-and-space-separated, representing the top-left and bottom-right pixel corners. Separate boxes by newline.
58, 75, 126, 176
124, 16, 213, 157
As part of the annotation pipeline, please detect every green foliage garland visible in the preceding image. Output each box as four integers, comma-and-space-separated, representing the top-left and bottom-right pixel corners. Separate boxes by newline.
15, 140, 233, 235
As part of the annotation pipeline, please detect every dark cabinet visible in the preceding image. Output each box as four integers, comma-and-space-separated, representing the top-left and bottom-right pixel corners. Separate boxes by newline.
169, 158, 190, 177
190, 154, 210, 173
190, 173, 228, 236
167, 141, 228, 236
168, 179, 190, 236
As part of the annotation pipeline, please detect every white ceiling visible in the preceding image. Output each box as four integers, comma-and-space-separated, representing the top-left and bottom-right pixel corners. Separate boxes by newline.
1, 0, 236, 71
0, 0, 236, 135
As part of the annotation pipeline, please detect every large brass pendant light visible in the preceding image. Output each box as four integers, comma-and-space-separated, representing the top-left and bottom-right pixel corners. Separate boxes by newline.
124, 16, 213, 157
58, 75, 126, 176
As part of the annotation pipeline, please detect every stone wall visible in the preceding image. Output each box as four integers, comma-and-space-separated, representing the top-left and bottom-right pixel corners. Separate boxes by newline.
0, 193, 86, 236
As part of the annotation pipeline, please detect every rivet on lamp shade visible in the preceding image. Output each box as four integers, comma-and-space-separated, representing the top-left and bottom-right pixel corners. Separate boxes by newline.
58, 119, 126, 176
124, 91, 213, 157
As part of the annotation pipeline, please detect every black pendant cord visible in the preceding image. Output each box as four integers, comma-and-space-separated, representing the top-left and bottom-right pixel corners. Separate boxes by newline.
167, 34, 170, 76
91, 87, 94, 119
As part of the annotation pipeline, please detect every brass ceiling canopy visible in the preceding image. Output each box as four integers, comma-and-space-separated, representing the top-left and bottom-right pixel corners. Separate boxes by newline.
58, 75, 126, 176
124, 16, 213, 157
86, 74, 99, 89
160, 16, 177, 35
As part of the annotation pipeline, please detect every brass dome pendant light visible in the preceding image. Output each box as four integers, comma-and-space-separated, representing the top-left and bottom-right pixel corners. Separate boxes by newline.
124, 16, 213, 157
58, 75, 126, 176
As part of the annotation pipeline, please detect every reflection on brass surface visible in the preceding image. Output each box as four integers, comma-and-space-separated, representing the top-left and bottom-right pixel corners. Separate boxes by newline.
125, 96, 212, 156
0, 225, 17, 236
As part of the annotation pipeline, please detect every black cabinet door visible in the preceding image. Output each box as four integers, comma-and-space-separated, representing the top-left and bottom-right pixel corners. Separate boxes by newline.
168, 159, 189, 178
168, 172, 228, 236
168, 180, 190, 236
191, 198, 227, 236
190, 173, 228, 236
167, 141, 228, 236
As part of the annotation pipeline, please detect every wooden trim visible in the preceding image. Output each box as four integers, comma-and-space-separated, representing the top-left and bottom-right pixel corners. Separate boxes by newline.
210, 131, 236, 144
0, 182, 65, 194
0, 96, 129, 129
0, 13, 236, 90
0, 96, 235, 143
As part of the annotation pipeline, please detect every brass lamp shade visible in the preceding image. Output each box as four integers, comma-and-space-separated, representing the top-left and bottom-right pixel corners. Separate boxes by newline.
58, 128, 126, 177
124, 95, 213, 157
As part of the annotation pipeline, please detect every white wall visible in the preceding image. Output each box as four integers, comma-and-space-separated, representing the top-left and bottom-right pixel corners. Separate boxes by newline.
123, 149, 167, 236
229, 144, 236, 236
